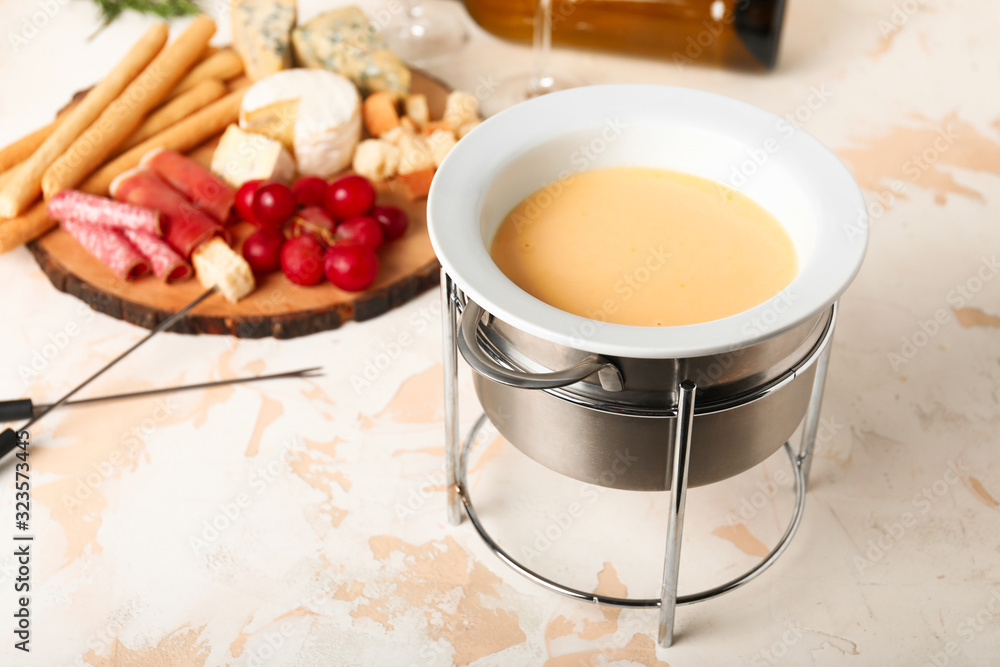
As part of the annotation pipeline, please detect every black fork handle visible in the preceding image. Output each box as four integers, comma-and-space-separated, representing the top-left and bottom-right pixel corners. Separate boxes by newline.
0, 400, 34, 423
0, 428, 22, 460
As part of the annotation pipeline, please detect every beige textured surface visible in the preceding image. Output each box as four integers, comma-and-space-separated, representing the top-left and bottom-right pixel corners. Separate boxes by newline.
0, 0, 998, 665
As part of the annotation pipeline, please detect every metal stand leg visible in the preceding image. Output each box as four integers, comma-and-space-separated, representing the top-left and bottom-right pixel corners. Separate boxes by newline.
441, 270, 462, 526
797, 301, 837, 487
658, 380, 697, 647
449, 303, 837, 648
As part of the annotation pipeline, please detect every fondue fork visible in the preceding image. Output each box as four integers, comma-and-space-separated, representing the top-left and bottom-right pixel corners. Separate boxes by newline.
0, 367, 322, 422
0, 287, 217, 462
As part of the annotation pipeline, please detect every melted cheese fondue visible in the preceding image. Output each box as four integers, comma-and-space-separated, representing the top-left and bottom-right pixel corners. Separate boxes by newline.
490, 167, 797, 327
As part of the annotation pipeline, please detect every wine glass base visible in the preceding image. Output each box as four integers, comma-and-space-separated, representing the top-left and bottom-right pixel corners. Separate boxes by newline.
481, 73, 580, 117
383, 2, 470, 66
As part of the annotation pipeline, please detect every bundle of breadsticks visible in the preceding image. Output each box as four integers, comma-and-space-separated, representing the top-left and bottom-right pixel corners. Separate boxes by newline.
0, 17, 247, 255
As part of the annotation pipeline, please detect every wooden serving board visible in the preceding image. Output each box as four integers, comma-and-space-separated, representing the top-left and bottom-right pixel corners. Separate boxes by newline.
27, 70, 447, 339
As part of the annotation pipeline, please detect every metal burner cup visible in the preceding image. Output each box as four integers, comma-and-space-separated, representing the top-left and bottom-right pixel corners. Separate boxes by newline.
461, 300, 833, 491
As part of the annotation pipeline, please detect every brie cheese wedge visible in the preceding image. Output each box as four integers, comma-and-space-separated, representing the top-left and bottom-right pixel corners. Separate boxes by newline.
240, 69, 362, 178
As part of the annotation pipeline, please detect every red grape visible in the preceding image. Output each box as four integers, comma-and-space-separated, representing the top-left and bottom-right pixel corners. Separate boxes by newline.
325, 242, 379, 292
371, 205, 408, 241
292, 176, 328, 208
253, 182, 296, 228
281, 235, 325, 286
299, 206, 336, 227
294, 206, 337, 244
325, 175, 375, 220
336, 216, 384, 250
235, 180, 263, 224
242, 229, 284, 274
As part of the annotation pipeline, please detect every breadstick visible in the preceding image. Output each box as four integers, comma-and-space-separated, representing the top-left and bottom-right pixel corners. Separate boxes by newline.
0, 121, 58, 173
0, 164, 19, 189
0, 98, 84, 173
117, 79, 227, 153
41, 16, 217, 201
0, 23, 169, 219
167, 50, 244, 99
0, 89, 244, 255
81, 88, 246, 196
0, 203, 53, 254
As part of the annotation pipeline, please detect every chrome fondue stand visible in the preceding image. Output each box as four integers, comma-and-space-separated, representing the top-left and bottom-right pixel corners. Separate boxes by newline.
440, 270, 837, 648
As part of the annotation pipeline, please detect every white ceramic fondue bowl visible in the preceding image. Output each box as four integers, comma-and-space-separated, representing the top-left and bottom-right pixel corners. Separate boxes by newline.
428, 84, 867, 359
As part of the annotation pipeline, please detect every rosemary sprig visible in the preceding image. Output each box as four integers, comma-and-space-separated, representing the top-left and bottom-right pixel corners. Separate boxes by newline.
89, 0, 202, 37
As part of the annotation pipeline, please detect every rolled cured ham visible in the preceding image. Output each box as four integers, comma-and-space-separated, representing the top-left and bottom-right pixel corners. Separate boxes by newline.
111, 167, 229, 259
121, 229, 192, 282
62, 219, 149, 281
141, 148, 235, 223
47, 190, 162, 235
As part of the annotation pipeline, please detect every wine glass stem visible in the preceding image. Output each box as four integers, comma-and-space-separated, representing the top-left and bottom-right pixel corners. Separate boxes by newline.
530, 0, 554, 96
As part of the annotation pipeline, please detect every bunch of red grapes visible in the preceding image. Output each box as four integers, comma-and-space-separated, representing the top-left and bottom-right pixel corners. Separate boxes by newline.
237, 174, 409, 291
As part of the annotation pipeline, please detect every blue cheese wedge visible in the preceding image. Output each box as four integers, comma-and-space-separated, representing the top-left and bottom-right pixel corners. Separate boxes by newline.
231, 0, 296, 82
291, 5, 410, 100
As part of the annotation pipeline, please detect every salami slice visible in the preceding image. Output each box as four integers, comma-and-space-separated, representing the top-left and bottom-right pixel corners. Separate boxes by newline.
141, 148, 236, 223
111, 167, 229, 259
121, 229, 192, 282
61, 219, 149, 281
47, 190, 162, 235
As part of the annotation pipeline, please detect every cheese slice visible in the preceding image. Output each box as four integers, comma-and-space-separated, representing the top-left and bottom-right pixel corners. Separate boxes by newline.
231, 0, 296, 82
192, 238, 255, 303
240, 69, 361, 177
211, 124, 295, 187
291, 6, 410, 100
